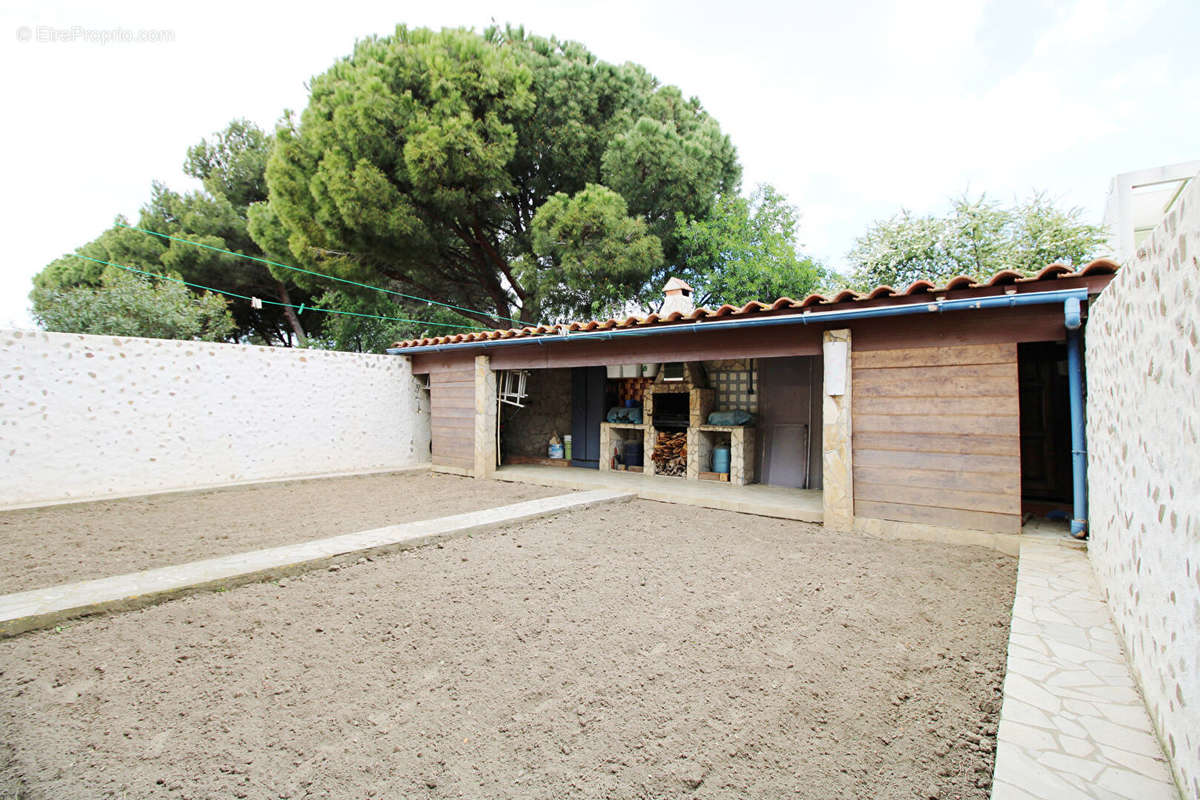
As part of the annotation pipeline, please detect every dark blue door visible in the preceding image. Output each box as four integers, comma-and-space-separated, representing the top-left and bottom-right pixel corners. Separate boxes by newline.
571, 366, 607, 469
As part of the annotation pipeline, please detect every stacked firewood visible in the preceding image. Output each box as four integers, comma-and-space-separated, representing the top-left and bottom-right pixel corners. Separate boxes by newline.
652, 431, 687, 476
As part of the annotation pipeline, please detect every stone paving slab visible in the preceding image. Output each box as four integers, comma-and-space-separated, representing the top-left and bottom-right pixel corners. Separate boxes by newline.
0, 488, 633, 638
991, 539, 1180, 800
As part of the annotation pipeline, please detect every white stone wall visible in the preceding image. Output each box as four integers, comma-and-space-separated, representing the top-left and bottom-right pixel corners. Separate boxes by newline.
0, 330, 431, 507
1087, 172, 1200, 799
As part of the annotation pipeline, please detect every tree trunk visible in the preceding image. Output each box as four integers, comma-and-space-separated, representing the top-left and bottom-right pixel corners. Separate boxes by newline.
275, 281, 308, 347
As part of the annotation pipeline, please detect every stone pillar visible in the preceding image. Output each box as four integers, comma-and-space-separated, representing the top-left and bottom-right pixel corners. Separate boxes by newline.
643, 425, 657, 477
822, 329, 854, 530
474, 355, 497, 478
731, 427, 755, 486
599, 424, 613, 472
686, 428, 706, 480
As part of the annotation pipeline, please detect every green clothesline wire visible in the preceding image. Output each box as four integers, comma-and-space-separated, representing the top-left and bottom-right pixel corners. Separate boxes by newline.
114, 221, 527, 326
68, 253, 490, 331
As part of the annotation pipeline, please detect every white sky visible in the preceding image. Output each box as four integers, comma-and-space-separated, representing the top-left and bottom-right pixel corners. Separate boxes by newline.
2, 0, 1196, 328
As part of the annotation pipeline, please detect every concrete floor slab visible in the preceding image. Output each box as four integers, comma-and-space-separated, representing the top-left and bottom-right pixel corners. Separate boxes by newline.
493, 464, 823, 522
0, 488, 633, 638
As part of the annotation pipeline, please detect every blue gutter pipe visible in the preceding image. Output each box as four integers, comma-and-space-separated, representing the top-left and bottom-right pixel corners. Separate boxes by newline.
1064, 296, 1088, 537
390, 286, 1092, 536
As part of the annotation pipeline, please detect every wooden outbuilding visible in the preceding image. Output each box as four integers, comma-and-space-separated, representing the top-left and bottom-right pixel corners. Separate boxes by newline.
389, 262, 1118, 543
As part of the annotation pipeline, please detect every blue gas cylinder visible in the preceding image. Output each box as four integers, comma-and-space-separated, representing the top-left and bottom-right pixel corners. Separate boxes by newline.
712, 445, 731, 474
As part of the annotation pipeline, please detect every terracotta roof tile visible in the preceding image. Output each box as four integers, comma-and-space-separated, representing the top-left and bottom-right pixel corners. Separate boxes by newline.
1021, 264, 1073, 282
391, 260, 1119, 349
981, 270, 1024, 286
902, 280, 936, 295
1075, 258, 1119, 275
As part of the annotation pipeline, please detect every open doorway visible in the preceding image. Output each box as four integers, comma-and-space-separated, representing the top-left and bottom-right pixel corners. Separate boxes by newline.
756, 355, 823, 489
498, 368, 574, 466
1019, 342, 1073, 516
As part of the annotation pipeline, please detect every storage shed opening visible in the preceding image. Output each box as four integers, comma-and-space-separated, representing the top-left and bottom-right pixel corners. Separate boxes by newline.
1018, 341, 1073, 517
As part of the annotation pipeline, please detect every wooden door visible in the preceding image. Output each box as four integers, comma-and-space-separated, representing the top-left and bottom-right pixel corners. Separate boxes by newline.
571, 366, 607, 469
1018, 342, 1072, 503
429, 364, 475, 473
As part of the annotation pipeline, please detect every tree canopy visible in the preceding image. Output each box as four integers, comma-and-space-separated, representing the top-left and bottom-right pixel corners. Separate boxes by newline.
530, 184, 663, 319
185, 119, 271, 212
32, 270, 235, 341
33, 29, 840, 346
264, 25, 741, 327
846, 193, 1108, 290
676, 184, 828, 307
34, 121, 322, 346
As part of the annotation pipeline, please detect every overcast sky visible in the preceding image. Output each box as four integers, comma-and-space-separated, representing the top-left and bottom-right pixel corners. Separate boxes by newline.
2, 0, 1196, 328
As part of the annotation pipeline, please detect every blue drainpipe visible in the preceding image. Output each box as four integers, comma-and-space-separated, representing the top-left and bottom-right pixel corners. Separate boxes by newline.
1064, 297, 1088, 538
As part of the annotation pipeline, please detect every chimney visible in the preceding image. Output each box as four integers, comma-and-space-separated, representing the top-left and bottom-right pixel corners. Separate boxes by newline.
661, 277, 695, 316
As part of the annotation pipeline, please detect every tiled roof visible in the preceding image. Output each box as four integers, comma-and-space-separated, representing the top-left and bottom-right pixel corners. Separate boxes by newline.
391, 259, 1119, 350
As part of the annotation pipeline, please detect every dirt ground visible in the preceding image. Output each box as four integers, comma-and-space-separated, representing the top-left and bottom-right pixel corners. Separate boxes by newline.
0, 499, 1016, 800
0, 473, 564, 593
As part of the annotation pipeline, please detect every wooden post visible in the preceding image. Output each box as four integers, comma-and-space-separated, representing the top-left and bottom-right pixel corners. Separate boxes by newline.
822, 329, 854, 530
474, 355, 497, 478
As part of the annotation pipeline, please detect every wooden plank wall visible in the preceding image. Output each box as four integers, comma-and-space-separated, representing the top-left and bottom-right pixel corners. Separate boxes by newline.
851, 343, 1021, 533
429, 363, 475, 473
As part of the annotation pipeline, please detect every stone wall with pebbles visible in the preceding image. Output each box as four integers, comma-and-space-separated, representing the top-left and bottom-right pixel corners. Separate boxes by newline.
0, 330, 430, 507
1086, 171, 1200, 798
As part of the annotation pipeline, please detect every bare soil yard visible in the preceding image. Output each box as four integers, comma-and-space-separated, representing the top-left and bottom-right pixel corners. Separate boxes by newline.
0, 472, 563, 593
0, 499, 1015, 799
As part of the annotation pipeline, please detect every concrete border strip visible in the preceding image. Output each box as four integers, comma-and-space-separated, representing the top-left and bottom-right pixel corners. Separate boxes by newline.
0, 488, 633, 638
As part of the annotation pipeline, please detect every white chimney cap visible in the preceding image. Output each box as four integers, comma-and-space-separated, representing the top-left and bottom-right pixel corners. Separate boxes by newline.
663, 277, 693, 295
661, 277, 695, 315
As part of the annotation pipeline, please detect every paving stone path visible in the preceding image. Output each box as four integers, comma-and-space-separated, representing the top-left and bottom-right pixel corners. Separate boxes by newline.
991, 539, 1179, 799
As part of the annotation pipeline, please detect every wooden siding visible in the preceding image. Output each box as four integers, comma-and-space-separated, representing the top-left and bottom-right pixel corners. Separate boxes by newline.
429, 364, 475, 471
851, 343, 1021, 533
